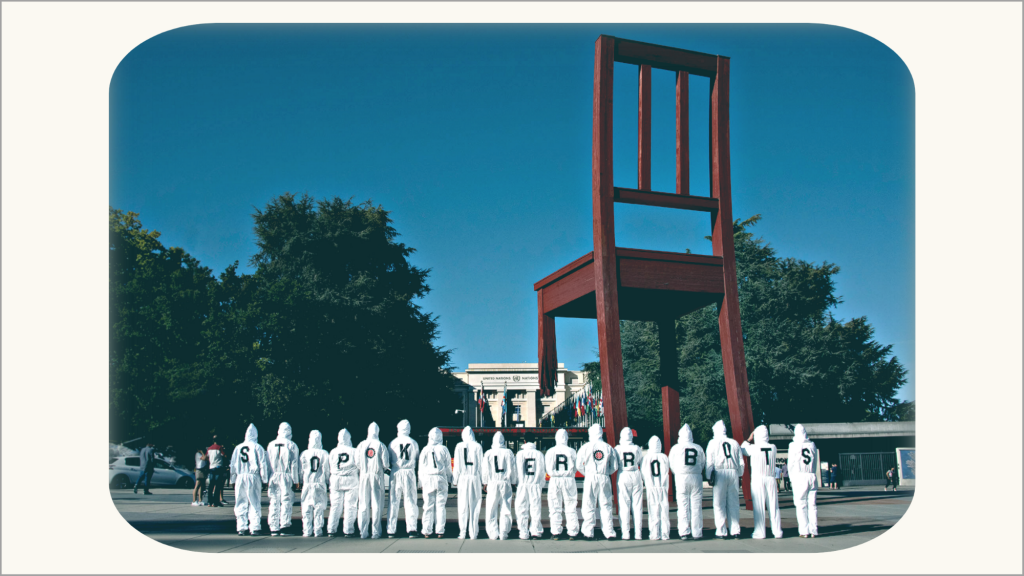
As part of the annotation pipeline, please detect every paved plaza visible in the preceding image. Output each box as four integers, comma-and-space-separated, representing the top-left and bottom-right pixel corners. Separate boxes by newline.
111, 485, 912, 553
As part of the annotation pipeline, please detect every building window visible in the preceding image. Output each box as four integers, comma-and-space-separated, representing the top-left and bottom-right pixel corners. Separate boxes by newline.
514, 406, 522, 416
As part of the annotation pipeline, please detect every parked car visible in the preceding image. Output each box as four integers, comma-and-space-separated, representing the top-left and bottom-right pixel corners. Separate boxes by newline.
109, 455, 196, 489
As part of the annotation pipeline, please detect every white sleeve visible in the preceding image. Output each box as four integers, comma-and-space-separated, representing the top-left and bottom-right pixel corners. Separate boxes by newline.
229, 447, 239, 483
739, 441, 752, 457
258, 447, 270, 484
290, 444, 301, 484
510, 453, 518, 485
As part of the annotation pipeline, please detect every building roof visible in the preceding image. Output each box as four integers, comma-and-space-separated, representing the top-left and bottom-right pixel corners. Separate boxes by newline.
769, 421, 915, 440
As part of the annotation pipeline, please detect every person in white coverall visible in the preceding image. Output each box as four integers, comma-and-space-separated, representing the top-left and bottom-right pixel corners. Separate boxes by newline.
418, 427, 452, 538
576, 424, 621, 540
544, 429, 579, 540
356, 422, 391, 539
614, 427, 644, 540
513, 439, 545, 540
482, 432, 516, 540
452, 426, 484, 539
229, 424, 270, 535
327, 428, 359, 537
787, 424, 818, 538
669, 424, 706, 540
641, 436, 672, 540
706, 420, 744, 538
266, 422, 300, 536
299, 430, 330, 537
740, 425, 782, 539
387, 420, 421, 538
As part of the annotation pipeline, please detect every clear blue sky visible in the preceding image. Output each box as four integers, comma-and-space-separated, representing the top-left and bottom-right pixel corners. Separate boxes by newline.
110, 24, 915, 401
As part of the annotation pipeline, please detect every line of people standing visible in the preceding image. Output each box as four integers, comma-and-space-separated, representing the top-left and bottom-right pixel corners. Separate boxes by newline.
223, 420, 820, 541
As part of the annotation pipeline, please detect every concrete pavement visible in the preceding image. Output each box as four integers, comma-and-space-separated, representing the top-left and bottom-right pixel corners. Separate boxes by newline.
111, 485, 912, 553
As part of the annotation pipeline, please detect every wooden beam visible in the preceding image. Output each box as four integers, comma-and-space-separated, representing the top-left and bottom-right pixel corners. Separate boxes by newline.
614, 187, 718, 213
593, 35, 629, 453
534, 252, 595, 291
638, 64, 652, 191
616, 247, 722, 266
619, 258, 724, 294
659, 317, 681, 499
538, 289, 558, 398
710, 55, 755, 510
540, 261, 595, 313
676, 71, 690, 195
614, 37, 720, 77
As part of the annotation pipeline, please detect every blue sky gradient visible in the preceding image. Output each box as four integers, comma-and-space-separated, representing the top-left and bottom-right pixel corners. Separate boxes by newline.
110, 24, 915, 400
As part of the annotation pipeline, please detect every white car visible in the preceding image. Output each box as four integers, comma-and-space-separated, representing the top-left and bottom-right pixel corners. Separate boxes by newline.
109, 455, 196, 489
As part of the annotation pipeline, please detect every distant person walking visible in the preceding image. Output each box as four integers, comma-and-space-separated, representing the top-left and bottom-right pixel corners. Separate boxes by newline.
889, 467, 900, 492
207, 435, 228, 507
134, 442, 156, 495
193, 446, 209, 506
830, 463, 841, 490
822, 465, 831, 489
781, 463, 790, 491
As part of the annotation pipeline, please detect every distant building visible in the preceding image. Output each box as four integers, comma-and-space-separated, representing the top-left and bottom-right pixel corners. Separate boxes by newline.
452, 363, 590, 428
770, 421, 915, 486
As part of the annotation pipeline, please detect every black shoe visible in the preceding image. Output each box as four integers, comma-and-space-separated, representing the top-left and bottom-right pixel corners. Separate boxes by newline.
388, 533, 396, 538
531, 535, 541, 540
606, 534, 617, 541
133, 488, 138, 494
144, 490, 153, 495
583, 535, 593, 541
237, 531, 247, 536
328, 533, 335, 538
251, 531, 261, 537
437, 533, 444, 539
714, 535, 727, 540
568, 535, 576, 541
271, 531, 280, 537
551, 534, 561, 541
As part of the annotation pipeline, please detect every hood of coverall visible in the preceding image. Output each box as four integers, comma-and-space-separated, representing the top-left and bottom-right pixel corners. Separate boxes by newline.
367, 422, 380, 441
427, 427, 443, 446
396, 419, 412, 437
794, 424, 808, 443
648, 436, 662, 453
461, 426, 476, 444
277, 422, 293, 440
754, 425, 769, 444
338, 428, 352, 448
522, 442, 536, 451
619, 427, 634, 445
679, 424, 694, 444
555, 429, 568, 446
308, 430, 323, 450
492, 431, 506, 449
712, 420, 728, 438
588, 423, 603, 442
244, 423, 258, 443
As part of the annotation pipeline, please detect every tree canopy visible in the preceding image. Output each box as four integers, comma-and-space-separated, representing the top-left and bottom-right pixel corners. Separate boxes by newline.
109, 194, 458, 454
608, 215, 909, 446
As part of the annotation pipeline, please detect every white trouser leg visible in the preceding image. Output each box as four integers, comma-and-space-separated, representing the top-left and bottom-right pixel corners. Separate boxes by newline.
751, 476, 767, 539
686, 475, 704, 539
806, 476, 818, 536
527, 485, 543, 537
618, 471, 643, 539
647, 487, 670, 539
766, 478, 782, 538
595, 475, 616, 538
548, 481, 564, 535
328, 485, 344, 534
515, 485, 531, 539
457, 476, 482, 539
234, 474, 258, 533
581, 477, 598, 537
358, 474, 384, 538
268, 474, 288, 532
343, 488, 358, 535
726, 471, 741, 536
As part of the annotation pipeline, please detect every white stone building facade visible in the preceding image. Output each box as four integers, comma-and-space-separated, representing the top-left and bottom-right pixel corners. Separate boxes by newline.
452, 363, 590, 427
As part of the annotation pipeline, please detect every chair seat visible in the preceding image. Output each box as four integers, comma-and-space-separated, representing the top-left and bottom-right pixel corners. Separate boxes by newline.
534, 248, 724, 322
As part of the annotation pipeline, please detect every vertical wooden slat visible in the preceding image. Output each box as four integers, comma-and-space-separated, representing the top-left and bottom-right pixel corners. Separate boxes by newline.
658, 318, 681, 501
592, 35, 628, 481
676, 71, 690, 195
710, 56, 755, 510
638, 64, 652, 191
537, 288, 558, 398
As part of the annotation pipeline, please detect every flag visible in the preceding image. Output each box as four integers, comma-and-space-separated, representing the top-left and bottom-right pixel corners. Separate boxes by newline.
501, 384, 507, 418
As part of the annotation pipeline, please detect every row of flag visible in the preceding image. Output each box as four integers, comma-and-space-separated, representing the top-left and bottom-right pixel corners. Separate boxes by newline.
477, 385, 510, 420
543, 384, 602, 427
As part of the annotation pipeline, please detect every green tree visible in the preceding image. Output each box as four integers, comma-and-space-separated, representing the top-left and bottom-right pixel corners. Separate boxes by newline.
600, 215, 907, 446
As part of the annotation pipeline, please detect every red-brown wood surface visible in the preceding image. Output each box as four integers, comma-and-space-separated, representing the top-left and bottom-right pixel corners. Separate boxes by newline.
540, 261, 595, 313
676, 71, 690, 196
593, 35, 628, 454
710, 55, 755, 510
616, 247, 722, 266
619, 258, 723, 294
537, 289, 558, 397
659, 318, 680, 501
638, 64, 652, 191
614, 37, 719, 77
534, 252, 595, 291
614, 187, 718, 212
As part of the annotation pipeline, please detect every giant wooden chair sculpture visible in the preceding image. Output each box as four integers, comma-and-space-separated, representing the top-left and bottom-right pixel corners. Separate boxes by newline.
535, 36, 756, 508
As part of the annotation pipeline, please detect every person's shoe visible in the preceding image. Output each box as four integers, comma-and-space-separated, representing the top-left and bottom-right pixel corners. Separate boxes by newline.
714, 535, 727, 540
437, 533, 444, 539
199, 502, 207, 506
134, 488, 138, 494
800, 534, 808, 538
408, 532, 419, 538
303, 533, 311, 538
191, 502, 199, 507
328, 533, 335, 538
458, 533, 466, 539
810, 534, 817, 538
252, 531, 262, 537
237, 531, 247, 536
551, 534, 561, 541
680, 534, 691, 541
144, 490, 153, 495
388, 533, 396, 539
606, 534, 617, 541
271, 531, 281, 537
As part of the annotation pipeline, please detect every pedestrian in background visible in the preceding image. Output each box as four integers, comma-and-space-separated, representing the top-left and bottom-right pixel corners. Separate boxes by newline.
134, 442, 156, 495
890, 467, 899, 492
781, 463, 790, 491
830, 463, 841, 490
822, 464, 831, 489
208, 435, 228, 507
193, 445, 209, 506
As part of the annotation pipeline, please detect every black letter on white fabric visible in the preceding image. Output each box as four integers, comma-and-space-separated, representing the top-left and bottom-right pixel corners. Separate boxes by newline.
623, 453, 635, 468
400, 444, 411, 460
524, 458, 535, 476
685, 448, 697, 466
761, 448, 772, 466
311, 456, 320, 472
240, 446, 250, 463
556, 454, 568, 471
723, 443, 732, 459
464, 448, 473, 467
495, 456, 505, 473
651, 460, 661, 477
802, 448, 812, 465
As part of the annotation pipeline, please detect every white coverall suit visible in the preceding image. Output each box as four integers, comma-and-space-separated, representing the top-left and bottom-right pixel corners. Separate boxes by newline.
544, 429, 579, 538
418, 427, 452, 537
356, 422, 391, 539
482, 432, 517, 540
641, 436, 672, 540
614, 427, 644, 540
669, 424, 706, 539
453, 426, 485, 539
740, 425, 782, 539
229, 423, 270, 534
787, 424, 818, 537
327, 428, 359, 536
576, 424, 621, 539
299, 430, 331, 537
266, 422, 301, 534
514, 442, 546, 539
706, 420, 744, 537
387, 420, 421, 537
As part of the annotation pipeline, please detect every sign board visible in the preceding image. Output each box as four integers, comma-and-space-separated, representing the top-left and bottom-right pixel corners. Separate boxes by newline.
896, 447, 916, 486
